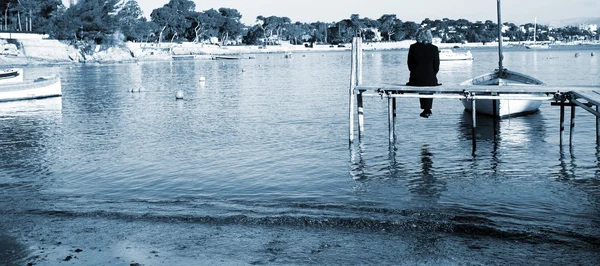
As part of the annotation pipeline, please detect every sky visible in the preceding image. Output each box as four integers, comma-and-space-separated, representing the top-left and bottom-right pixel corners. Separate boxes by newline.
66, 0, 600, 26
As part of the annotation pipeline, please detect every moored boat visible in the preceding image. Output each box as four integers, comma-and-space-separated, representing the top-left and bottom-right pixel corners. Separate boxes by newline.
0, 75, 62, 103
212, 55, 241, 60
525, 43, 550, 50
460, 69, 546, 117
0, 68, 23, 84
524, 17, 550, 50
460, 0, 546, 118
439, 49, 473, 61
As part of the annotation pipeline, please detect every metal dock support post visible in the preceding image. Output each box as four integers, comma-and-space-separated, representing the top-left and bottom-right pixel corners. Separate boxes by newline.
387, 92, 395, 144
492, 98, 498, 142
349, 37, 363, 144
357, 92, 364, 136
570, 105, 576, 146
597, 105, 600, 146
356, 37, 364, 138
560, 99, 565, 146
471, 95, 477, 154
349, 38, 357, 143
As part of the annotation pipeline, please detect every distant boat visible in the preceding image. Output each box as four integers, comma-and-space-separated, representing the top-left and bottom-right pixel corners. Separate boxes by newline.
0, 68, 23, 84
525, 17, 550, 50
0, 75, 62, 103
172, 55, 195, 60
212, 55, 241, 60
439, 49, 473, 61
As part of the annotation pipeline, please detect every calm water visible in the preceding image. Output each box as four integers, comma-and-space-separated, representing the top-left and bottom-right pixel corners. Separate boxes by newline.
1, 46, 600, 264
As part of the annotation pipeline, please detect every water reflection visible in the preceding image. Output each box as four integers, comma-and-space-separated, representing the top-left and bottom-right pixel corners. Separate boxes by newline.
557, 146, 576, 180
349, 143, 367, 181
409, 144, 445, 203
457, 110, 547, 145
0, 97, 62, 118
0, 97, 62, 184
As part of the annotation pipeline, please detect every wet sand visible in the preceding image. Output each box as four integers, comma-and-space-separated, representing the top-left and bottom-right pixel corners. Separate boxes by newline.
3, 211, 599, 265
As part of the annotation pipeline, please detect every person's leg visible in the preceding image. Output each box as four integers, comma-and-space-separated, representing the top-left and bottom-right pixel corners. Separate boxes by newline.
420, 98, 433, 110
419, 98, 433, 117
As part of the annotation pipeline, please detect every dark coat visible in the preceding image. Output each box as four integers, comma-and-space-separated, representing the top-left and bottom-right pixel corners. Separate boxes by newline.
407, 42, 440, 86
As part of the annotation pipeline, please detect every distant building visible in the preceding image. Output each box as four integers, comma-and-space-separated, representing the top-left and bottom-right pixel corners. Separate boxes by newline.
579, 23, 598, 32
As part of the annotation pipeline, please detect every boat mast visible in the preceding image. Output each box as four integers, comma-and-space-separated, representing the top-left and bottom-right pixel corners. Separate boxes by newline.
497, 0, 504, 76
533, 17, 537, 44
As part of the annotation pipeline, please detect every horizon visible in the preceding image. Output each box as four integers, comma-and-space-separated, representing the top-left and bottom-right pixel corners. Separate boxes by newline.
62, 0, 600, 27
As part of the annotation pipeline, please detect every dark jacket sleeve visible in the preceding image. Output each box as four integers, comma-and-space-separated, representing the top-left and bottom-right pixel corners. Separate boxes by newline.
407, 45, 416, 72
433, 45, 440, 74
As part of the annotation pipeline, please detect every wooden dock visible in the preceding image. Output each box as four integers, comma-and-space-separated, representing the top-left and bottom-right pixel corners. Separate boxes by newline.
348, 37, 600, 151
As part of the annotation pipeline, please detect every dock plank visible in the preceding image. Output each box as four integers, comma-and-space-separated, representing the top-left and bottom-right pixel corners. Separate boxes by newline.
570, 90, 600, 106
355, 84, 600, 95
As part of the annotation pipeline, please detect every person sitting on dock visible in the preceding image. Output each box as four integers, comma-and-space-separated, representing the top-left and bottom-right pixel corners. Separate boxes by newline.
406, 29, 440, 118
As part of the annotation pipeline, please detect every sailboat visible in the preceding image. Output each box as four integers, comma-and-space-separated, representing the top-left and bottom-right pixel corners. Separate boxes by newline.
460, 0, 547, 118
525, 17, 550, 49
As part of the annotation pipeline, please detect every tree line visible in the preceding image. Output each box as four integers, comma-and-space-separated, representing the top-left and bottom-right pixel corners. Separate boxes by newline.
1, 0, 597, 47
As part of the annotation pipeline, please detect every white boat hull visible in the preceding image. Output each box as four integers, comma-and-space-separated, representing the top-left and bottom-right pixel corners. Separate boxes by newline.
462, 96, 544, 118
0, 68, 23, 84
460, 69, 545, 118
525, 44, 550, 50
439, 49, 473, 61
0, 75, 62, 102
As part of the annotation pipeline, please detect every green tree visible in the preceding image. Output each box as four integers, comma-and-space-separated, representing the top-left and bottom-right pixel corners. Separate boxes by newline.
150, 0, 198, 42
218, 7, 243, 44
256, 15, 290, 45
117, 0, 146, 41
402, 21, 418, 40
378, 14, 397, 41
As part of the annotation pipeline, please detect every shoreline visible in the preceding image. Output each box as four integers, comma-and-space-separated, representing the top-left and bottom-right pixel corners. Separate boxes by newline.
1, 39, 599, 66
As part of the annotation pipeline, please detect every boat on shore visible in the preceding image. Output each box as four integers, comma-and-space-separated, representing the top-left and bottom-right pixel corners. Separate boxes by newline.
0, 75, 62, 103
439, 49, 473, 61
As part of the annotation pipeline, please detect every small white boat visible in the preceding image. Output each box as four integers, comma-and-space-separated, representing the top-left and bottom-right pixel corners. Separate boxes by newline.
525, 43, 550, 50
0, 68, 23, 84
0, 75, 62, 103
439, 49, 473, 61
460, 69, 545, 118
525, 17, 550, 50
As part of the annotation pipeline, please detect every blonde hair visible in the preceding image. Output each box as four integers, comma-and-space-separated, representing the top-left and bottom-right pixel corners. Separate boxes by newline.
416, 29, 433, 44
